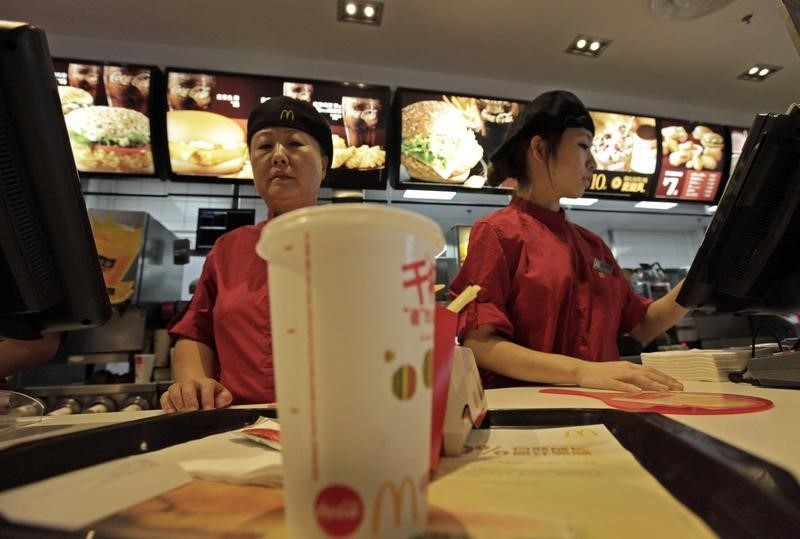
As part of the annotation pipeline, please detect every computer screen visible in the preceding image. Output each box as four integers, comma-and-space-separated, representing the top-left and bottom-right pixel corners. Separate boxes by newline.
195, 208, 256, 252
677, 105, 800, 313
0, 21, 111, 340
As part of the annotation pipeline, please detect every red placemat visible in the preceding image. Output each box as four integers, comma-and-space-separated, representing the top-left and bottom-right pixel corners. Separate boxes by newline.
540, 388, 773, 415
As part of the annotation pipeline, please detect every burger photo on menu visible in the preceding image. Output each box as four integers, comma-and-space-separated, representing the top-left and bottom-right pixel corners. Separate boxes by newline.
58, 85, 94, 115
167, 110, 248, 177
400, 100, 484, 184
64, 105, 154, 174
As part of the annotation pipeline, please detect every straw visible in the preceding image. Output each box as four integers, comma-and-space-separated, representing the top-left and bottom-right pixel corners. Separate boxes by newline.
447, 285, 481, 313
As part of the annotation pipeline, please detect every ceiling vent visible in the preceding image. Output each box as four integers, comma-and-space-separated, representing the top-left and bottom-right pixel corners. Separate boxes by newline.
650, 0, 735, 20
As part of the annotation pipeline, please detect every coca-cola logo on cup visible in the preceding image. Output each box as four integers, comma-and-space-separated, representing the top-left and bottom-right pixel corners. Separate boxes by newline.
314, 484, 364, 536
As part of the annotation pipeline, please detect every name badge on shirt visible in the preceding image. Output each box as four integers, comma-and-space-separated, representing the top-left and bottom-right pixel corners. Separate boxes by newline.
593, 258, 614, 277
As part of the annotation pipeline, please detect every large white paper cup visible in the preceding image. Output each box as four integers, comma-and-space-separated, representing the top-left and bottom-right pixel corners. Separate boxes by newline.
257, 204, 444, 539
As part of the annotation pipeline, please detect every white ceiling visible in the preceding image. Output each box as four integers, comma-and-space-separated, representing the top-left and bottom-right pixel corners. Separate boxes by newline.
1, 0, 798, 121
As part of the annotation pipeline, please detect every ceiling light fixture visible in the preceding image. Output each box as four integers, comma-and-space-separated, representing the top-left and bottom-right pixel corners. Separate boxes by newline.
560, 197, 599, 207
634, 201, 678, 210
566, 35, 611, 58
337, 0, 383, 25
402, 190, 457, 201
738, 64, 781, 81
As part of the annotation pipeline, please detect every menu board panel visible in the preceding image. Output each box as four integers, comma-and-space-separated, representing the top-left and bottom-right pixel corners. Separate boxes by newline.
586, 111, 658, 198
729, 128, 749, 179
393, 88, 527, 192
53, 59, 159, 176
165, 68, 389, 189
653, 120, 728, 202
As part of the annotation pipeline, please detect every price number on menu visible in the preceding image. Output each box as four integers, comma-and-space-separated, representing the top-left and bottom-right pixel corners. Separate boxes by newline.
589, 173, 648, 195
661, 174, 681, 197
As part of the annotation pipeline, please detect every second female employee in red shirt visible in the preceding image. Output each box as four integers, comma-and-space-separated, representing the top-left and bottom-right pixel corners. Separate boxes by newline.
450, 90, 687, 392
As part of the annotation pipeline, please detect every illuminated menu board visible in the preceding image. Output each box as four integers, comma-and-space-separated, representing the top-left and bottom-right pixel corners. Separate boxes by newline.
729, 128, 749, 179
393, 88, 527, 192
165, 68, 390, 189
653, 119, 728, 202
53, 59, 159, 176
585, 111, 658, 198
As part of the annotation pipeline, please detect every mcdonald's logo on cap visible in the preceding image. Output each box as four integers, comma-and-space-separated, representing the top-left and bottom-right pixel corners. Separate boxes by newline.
280, 109, 295, 121
371, 475, 418, 535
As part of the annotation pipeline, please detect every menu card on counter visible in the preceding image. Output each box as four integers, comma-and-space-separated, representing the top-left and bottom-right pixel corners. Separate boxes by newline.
53, 59, 160, 177
165, 68, 390, 189
393, 88, 526, 193
653, 119, 729, 202
586, 110, 658, 199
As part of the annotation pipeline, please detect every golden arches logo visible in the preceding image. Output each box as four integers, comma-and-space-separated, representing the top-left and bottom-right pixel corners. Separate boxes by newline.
371, 475, 418, 536
280, 109, 295, 121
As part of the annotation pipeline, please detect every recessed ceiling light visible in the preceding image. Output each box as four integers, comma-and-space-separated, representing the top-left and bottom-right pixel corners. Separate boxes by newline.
566, 34, 611, 57
337, 0, 383, 25
738, 64, 781, 81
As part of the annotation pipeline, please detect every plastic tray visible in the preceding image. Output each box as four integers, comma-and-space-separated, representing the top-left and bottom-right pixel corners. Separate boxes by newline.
0, 407, 798, 538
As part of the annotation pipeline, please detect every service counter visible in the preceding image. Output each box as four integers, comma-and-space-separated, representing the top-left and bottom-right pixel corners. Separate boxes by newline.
1, 382, 798, 537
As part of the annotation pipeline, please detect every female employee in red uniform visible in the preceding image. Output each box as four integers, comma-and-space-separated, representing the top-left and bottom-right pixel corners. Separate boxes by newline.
160, 96, 333, 412
450, 90, 688, 393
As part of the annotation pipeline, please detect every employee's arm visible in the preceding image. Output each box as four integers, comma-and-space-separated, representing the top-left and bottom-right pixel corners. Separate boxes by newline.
462, 324, 683, 392
628, 280, 690, 344
0, 332, 62, 378
160, 338, 232, 412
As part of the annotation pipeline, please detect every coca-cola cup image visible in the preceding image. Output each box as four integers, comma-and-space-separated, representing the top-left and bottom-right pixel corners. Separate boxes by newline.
168, 72, 215, 111
342, 96, 380, 147
103, 65, 150, 115
67, 63, 101, 101
282, 81, 314, 103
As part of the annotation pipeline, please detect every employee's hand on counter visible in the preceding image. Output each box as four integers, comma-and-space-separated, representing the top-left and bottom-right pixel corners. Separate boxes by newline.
159, 378, 233, 413
574, 361, 684, 393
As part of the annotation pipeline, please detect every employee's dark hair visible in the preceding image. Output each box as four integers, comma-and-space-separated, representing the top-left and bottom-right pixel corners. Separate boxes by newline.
486, 130, 564, 188
487, 90, 594, 189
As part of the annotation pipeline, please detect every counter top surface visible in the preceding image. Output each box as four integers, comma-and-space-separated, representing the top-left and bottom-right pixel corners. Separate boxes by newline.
485, 381, 800, 480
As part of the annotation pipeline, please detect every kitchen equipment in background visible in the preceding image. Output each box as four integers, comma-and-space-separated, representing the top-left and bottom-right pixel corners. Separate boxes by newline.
89, 209, 184, 305
631, 262, 672, 299
26, 384, 161, 415
437, 225, 472, 298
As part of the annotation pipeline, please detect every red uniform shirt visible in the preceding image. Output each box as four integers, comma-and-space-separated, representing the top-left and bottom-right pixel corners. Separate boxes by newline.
450, 197, 651, 389
169, 221, 276, 404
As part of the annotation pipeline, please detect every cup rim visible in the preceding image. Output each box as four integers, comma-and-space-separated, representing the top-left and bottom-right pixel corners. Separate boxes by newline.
256, 203, 444, 261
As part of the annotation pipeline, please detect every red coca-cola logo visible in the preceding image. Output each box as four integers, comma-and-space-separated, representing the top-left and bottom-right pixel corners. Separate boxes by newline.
315, 484, 364, 536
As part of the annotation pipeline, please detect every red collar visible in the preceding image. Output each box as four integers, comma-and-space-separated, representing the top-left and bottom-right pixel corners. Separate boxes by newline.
510, 196, 568, 230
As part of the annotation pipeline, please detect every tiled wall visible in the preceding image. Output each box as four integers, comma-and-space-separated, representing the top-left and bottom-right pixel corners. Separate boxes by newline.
82, 178, 707, 299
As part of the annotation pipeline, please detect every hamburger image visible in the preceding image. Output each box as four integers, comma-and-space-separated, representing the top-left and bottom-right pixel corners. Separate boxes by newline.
58, 85, 94, 114
401, 100, 484, 184
63, 105, 154, 174
167, 110, 247, 176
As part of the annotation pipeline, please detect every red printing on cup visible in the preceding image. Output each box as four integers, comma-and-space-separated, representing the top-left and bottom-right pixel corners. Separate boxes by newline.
315, 484, 364, 536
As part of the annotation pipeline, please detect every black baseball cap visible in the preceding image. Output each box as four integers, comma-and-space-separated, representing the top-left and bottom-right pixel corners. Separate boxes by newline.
247, 95, 333, 159
490, 90, 594, 170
